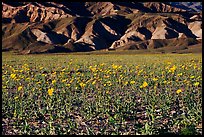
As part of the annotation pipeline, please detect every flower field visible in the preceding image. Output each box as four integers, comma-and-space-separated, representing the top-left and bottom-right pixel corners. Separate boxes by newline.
2, 53, 202, 135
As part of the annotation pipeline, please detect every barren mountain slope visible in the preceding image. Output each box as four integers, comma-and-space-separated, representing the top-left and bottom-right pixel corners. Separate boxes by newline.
2, 2, 202, 54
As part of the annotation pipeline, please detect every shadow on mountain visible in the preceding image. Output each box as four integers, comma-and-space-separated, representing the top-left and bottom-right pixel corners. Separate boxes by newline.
74, 42, 95, 52
2, 18, 12, 24
100, 15, 132, 35
47, 46, 72, 53
46, 32, 69, 44
137, 27, 152, 39
164, 18, 197, 38
114, 2, 153, 12
58, 2, 93, 16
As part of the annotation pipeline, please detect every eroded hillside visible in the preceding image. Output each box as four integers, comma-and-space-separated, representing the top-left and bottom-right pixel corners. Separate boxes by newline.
2, 2, 202, 54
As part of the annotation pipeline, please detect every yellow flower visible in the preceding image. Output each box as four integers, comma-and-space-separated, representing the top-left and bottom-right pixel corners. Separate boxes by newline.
52, 80, 56, 84
92, 80, 96, 85
48, 88, 54, 96
142, 81, 148, 88
176, 89, 182, 94
112, 64, 118, 69
14, 110, 17, 117
76, 72, 81, 75
177, 73, 183, 77
124, 81, 128, 85
167, 61, 171, 65
18, 86, 23, 91
190, 76, 195, 79
194, 82, 199, 87
169, 65, 176, 73
152, 77, 158, 81
26, 78, 30, 81
14, 96, 19, 100
107, 81, 111, 84
130, 81, 136, 84
140, 85, 143, 88
197, 76, 201, 79
138, 69, 143, 75
100, 63, 105, 66
10, 74, 16, 79
135, 65, 139, 70
90, 67, 97, 72
61, 79, 66, 83
79, 82, 86, 88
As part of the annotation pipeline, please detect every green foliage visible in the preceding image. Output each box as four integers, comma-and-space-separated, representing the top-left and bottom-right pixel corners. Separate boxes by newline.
180, 125, 197, 135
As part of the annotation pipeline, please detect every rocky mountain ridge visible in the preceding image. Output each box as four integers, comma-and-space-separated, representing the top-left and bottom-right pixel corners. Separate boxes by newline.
2, 2, 202, 54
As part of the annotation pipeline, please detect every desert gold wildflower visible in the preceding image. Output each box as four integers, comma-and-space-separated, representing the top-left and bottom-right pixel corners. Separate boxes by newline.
135, 65, 139, 70
176, 89, 182, 94
62, 79, 66, 83
197, 76, 201, 79
171, 65, 176, 70
92, 80, 96, 85
112, 64, 118, 69
181, 65, 185, 69
14, 110, 17, 117
169, 65, 176, 73
167, 61, 171, 65
163, 80, 167, 84
152, 77, 158, 81
80, 82, 86, 88
177, 73, 183, 77
124, 81, 128, 85
18, 86, 23, 91
26, 78, 30, 81
66, 84, 71, 87
10, 74, 16, 79
130, 81, 136, 84
48, 88, 54, 96
142, 81, 148, 88
194, 82, 199, 87
52, 80, 56, 84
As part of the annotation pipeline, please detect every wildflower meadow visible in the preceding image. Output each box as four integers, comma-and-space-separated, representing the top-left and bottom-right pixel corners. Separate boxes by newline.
2, 53, 202, 135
